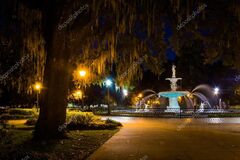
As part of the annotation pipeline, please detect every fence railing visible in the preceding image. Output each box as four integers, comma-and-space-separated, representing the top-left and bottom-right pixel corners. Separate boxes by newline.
92, 108, 240, 118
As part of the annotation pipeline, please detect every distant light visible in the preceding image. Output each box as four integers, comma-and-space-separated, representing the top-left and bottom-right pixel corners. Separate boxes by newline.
214, 87, 220, 95
79, 70, 87, 77
34, 82, 42, 91
105, 79, 112, 87
73, 90, 83, 99
115, 85, 120, 91
138, 93, 143, 98
123, 89, 128, 96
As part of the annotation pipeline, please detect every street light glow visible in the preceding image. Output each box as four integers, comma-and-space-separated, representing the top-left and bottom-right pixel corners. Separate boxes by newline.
214, 87, 220, 95
138, 93, 143, 98
123, 89, 128, 96
34, 82, 42, 91
105, 79, 112, 87
79, 70, 87, 77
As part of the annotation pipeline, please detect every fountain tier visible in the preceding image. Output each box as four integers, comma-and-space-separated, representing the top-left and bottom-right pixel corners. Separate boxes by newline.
158, 65, 187, 113
158, 91, 189, 112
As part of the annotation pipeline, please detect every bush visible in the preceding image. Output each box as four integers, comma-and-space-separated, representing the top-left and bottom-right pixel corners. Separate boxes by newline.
105, 118, 122, 126
8, 109, 34, 115
66, 111, 121, 130
0, 114, 31, 120
25, 117, 38, 126
66, 112, 99, 129
0, 109, 38, 120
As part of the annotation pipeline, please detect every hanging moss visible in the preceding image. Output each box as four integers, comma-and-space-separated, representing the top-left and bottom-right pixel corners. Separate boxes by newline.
18, 4, 46, 94
10, 0, 240, 93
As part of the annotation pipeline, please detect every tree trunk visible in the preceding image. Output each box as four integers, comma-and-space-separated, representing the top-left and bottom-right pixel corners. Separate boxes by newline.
34, 0, 92, 139
34, 31, 71, 139
34, 0, 71, 139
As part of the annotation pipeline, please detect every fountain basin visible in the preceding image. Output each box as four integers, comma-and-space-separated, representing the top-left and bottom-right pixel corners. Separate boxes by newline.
158, 91, 189, 113
158, 91, 189, 98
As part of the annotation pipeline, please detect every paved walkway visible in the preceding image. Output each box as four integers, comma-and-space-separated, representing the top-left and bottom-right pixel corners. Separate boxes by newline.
88, 117, 240, 160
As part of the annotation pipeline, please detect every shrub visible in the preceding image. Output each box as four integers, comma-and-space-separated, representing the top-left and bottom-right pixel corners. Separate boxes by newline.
67, 112, 99, 129
0, 114, 31, 120
66, 111, 121, 130
105, 118, 122, 127
25, 117, 38, 126
8, 109, 34, 115
0, 109, 38, 120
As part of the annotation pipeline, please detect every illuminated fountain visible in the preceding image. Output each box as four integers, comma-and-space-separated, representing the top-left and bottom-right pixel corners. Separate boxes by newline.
135, 66, 218, 113
158, 65, 189, 113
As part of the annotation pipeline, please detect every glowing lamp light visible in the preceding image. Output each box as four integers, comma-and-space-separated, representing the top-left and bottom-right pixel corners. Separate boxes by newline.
34, 82, 42, 91
123, 89, 128, 96
79, 70, 87, 77
214, 87, 220, 95
105, 79, 112, 87
138, 93, 143, 98
115, 85, 120, 90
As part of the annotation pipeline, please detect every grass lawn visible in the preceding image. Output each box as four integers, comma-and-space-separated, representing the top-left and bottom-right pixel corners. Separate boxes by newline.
0, 127, 119, 160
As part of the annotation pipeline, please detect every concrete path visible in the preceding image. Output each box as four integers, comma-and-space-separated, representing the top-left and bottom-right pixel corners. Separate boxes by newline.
88, 117, 240, 160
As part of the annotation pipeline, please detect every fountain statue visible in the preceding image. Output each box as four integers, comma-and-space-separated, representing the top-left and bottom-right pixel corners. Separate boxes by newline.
172, 65, 176, 78
166, 65, 182, 91
158, 65, 188, 113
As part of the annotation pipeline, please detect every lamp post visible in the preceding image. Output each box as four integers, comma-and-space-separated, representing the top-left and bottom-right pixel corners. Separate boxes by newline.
123, 89, 128, 97
34, 82, 42, 112
214, 87, 221, 109
214, 87, 220, 95
78, 69, 87, 107
105, 79, 112, 115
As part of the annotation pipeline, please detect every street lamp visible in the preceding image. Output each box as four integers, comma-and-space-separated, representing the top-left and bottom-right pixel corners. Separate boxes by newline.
214, 87, 220, 95
138, 93, 143, 98
105, 79, 112, 114
123, 89, 128, 97
214, 87, 222, 109
105, 79, 112, 87
34, 82, 42, 111
79, 70, 87, 77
